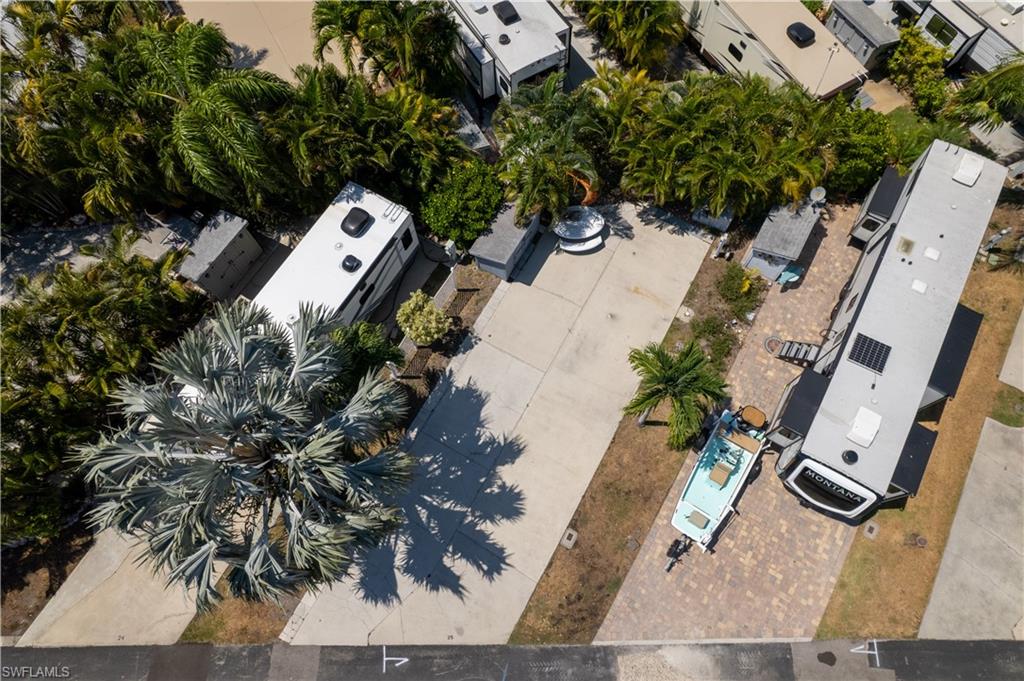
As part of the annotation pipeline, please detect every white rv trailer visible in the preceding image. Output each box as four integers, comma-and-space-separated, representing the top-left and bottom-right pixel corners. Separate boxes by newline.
251, 183, 419, 327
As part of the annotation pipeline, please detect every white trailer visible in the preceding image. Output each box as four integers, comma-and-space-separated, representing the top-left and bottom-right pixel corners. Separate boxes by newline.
252, 183, 419, 327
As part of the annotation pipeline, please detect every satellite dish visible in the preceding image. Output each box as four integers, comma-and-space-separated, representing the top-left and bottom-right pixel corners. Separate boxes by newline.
810, 186, 826, 204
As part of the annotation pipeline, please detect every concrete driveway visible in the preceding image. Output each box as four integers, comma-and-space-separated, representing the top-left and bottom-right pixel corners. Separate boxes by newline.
284, 204, 708, 645
181, 2, 316, 82
919, 418, 1024, 640
16, 530, 207, 646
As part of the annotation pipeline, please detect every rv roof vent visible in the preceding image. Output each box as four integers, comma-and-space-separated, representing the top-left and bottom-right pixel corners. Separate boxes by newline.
924, 246, 940, 261
847, 407, 881, 448
468, 0, 487, 12
498, 33, 511, 45
911, 279, 928, 294
952, 154, 984, 186
494, 1, 520, 26
341, 255, 361, 273
341, 207, 371, 237
997, 0, 1023, 16
787, 22, 815, 47
842, 450, 859, 465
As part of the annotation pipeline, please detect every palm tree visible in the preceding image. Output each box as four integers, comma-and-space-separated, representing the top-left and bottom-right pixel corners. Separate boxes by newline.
944, 56, 1024, 132
78, 301, 413, 609
132, 21, 291, 209
312, 0, 459, 94
574, 0, 684, 71
495, 74, 598, 221
624, 341, 728, 451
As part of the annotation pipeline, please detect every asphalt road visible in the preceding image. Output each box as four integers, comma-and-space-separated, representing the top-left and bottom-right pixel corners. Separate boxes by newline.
2, 640, 1021, 681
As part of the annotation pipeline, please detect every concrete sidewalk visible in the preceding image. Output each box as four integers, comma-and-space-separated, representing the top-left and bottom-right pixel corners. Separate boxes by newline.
284, 204, 708, 645
919, 418, 1024, 640
999, 311, 1024, 392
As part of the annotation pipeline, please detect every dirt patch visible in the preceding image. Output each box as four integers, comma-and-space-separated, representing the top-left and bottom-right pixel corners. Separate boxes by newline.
816, 259, 1024, 639
179, 582, 303, 644
1, 523, 94, 636
508, 401, 685, 644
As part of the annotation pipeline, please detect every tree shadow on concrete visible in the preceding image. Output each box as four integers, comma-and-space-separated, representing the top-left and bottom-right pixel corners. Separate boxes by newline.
352, 373, 525, 606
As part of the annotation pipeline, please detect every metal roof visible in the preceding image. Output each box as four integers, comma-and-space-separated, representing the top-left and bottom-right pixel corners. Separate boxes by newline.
468, 203, 528, 264
178, 211, 249, 281
751, 203, 820, 261
831, 1, 900, 46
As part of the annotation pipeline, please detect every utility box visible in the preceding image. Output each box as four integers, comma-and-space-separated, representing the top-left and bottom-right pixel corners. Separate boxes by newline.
179, 211, 262, 300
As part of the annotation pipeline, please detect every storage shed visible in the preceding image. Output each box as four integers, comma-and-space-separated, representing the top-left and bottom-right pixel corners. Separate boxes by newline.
469, 204, 541, 280
825, 1, 900, 69
179, 211, 262, 300
742, 203, 820, 281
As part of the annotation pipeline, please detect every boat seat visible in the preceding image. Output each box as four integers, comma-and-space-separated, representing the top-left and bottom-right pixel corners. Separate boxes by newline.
689, 510, 710, 529
739, 405, 767, 429
709, 461, 734, 488
725, 430, 761, 453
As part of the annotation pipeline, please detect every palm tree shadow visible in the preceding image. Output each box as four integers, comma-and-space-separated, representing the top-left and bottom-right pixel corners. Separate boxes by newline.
352, 372, 526, 606
229, 43, 268, 69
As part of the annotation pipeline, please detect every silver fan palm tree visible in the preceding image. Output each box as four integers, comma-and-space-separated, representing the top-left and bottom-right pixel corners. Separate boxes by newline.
78, 300, 412, 609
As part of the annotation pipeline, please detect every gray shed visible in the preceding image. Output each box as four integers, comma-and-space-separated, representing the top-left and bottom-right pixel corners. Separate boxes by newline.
179, 211, 263, 300
826, 1, 900, 69
469, 204, 541, 281
742, 203, 820, 281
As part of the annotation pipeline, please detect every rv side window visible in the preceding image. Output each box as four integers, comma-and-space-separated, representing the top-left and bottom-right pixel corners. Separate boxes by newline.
728, 43, 743, 62
401, 228, 413, 249
359, 283, 376, 305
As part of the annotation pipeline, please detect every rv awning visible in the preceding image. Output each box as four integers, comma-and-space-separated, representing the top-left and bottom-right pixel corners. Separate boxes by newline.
891, 422, 938, 495
864, 166, 908, 221
778, 369, 830, 437
925, 304, 983, 402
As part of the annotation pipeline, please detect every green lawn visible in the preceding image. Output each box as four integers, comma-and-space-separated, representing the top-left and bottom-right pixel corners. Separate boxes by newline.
990, 384, 1024, 428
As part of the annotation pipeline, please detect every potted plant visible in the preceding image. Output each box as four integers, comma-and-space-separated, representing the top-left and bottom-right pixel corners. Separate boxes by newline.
396, 290, 450, 347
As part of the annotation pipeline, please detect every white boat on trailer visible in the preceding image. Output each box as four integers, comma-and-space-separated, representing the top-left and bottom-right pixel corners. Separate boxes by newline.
670, 406, 768, 553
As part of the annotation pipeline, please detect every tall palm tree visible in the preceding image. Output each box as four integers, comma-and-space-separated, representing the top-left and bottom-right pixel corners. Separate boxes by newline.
495, 73, 598, 221
624, 341, 728, 451
78, 301, 413, 609
132, 21, 291, 209
574, 0, 685, 71
312, 0, 459, 94
944, 56, 1024, 132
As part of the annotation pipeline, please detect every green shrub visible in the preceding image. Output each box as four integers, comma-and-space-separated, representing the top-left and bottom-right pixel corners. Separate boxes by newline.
801, 0, 823, 15
421, 158, 505, 248
328, 321, 405, 400
396, 290, 450, 346
887, 107, 969, 171
889, 26, 950, 118
691, 315, 736, 372
826, 107, 897, 197
717, 262, 765, 319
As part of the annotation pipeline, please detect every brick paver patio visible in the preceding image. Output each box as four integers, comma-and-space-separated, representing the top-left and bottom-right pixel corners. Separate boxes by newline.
595, 206, 863, 642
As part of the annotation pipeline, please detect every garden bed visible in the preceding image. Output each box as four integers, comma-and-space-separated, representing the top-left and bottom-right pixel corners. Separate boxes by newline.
509, 242, 765, 644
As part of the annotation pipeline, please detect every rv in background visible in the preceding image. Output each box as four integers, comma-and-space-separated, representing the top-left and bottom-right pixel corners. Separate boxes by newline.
252, 183, 419, 327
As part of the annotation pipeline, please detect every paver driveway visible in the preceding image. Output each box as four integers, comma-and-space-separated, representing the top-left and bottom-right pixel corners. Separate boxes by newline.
597, 207, 863, 642
285, 204, 708, 645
